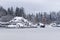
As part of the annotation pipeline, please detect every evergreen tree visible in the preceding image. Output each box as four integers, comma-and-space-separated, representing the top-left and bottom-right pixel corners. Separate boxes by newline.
15, 7, 20, 16
35, 14, 39, 23
15, 7, 26, 18
7, 7, 14, 15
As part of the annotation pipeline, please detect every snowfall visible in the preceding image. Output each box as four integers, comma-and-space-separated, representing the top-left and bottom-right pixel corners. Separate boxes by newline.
0, 17, 60, 40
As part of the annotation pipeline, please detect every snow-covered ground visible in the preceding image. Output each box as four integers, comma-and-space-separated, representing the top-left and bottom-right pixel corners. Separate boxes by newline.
0, 25, 60, 40
0, 17, 60, 40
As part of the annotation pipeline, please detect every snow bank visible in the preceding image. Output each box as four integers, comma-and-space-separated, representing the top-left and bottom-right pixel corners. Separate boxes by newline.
8, 17, 57, 28
8, 17, 36, 28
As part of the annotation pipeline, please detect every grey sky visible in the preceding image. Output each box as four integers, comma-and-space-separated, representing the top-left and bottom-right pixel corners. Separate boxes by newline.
0, 0, 60, 14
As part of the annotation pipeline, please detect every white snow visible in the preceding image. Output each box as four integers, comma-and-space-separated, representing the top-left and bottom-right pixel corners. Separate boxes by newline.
0, 17, 60, 40
0, 26, 60, 40
10, 17, 28, 23
0, 25, 60, 40
16, 23, 24, 27
8, 17, 36, 28
8, 25, 17, 28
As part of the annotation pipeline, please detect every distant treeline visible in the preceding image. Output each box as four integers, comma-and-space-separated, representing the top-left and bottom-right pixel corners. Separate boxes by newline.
0, 6, 60, 24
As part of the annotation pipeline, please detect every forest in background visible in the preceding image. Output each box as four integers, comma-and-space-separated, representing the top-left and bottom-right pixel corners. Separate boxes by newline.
0, 6, 60, 24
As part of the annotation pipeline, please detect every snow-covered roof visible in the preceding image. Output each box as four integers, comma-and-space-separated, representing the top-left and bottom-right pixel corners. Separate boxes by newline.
12, 17, 28, 22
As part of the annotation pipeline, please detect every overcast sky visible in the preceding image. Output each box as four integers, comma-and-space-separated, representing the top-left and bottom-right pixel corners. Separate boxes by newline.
0, 0, 60, 14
